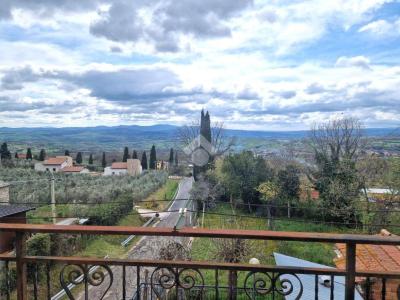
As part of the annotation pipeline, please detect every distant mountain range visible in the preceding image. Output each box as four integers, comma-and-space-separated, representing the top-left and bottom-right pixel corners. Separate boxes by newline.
0, 125, 397, 152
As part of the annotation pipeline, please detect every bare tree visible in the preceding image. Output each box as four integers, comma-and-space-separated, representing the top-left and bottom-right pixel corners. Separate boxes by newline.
213, 238, 249, 300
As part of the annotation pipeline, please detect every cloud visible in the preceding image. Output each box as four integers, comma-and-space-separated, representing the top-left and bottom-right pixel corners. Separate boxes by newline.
335, 56, 371, 69
0, 0, 102, 20
358, 18, 400, 36
90, 0, 253, 52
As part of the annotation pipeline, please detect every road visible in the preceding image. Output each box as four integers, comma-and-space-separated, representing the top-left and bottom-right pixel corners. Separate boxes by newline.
81, 177, 194, 299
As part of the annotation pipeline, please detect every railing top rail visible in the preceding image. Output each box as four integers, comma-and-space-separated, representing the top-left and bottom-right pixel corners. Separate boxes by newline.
18, 256, 399, 278
1, 223, 400, 245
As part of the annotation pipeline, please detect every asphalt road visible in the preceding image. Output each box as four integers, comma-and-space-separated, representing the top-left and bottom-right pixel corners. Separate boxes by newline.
80, 177, 194, 299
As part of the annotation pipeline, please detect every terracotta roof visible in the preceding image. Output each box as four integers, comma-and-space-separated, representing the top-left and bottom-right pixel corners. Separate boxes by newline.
62, 166, 85, 173
44, 157, 67, 165
334, 230, 400, 277
111, 162, 127, 169
0, 204, 35, 218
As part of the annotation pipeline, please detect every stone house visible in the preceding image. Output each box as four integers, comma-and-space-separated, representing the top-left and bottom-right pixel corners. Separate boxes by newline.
0, 181, 10, 204
34, 156, 73, 172
104, 159, 142, 176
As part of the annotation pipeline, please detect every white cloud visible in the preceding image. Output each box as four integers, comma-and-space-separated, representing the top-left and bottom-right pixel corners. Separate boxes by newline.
335, 56, 371, 69
359, 18, 400, 36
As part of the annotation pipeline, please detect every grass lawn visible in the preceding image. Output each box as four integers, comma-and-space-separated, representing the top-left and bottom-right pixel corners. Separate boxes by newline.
140, 179, 179, 210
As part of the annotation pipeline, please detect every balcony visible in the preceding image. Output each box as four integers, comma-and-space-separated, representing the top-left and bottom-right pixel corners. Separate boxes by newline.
0, 223, 399, 300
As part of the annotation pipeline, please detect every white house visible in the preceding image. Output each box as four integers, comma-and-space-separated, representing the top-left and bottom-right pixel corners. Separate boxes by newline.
34, 156, 73, 172
104, 159, 142, 176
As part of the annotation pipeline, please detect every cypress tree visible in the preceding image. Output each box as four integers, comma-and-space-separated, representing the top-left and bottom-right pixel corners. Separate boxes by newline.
122, 147, 130, 162
132, 150, 138, 159
0, 143, 11, 160
26, 148, 32, 160
174, 152, 178, 166
39, 149, 46, 161
76, 152, 82, 164
102, 152, 107, 168
149, 145, 157, 169
65, 150, 70, 156
141, 151, 148, 170
89, 154, 94, 165
169, 148, 174, 164
15, 152, 18, 159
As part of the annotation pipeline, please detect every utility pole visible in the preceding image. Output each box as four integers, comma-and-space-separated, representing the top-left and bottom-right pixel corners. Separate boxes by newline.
51, 173, 56, 224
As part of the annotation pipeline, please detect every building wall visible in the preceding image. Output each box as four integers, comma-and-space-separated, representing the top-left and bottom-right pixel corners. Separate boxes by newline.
127, 159, 142, 176
0, 212, 26, 253
103, 167, 127, 176
0, 185, 10, 204
370, 278, 400, 300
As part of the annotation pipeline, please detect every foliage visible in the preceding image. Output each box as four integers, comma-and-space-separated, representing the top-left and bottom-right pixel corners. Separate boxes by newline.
149, 145, 157, 169
38, 149, 46, 161
221, 151, 272, 211
64, 150, 70, 156
132, 150, 138, 159
75, 152, 82, 164
122, 146, 129, 162
102, 152, 106, 168
0, 142, 11, 160
277, 165, 300, 202
88, 153, 93, 164
308, 118, 363, 223
169, 148, 174, 164
26, 148, 32, 160
141, 151, 148, 169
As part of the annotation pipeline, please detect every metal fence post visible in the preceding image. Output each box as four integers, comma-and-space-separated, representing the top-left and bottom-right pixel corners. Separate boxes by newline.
16, 232, 27, 300
345, 243, 356, 300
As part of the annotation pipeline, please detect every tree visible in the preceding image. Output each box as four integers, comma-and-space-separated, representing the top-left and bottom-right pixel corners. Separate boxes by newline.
141, 151, 148, 170
132, 150, 138, 159
174, 152, 178, 166
39, 149, 46, 161
15, 152, 18, 159
0, 143, 11, 160
102, 152, 107, 168
76, 152, 82, 164
221, 151, 272, 212
277, 165, 300, 218
26, 148, 32, 160
65, 150, 70, 156
257, 181, 279, 229
149, 145, 157, 169
308, 117, 363, 223
89, 154, 94, 165
178, 110, 234, 180
122, 147, 130, 162
169, 148, 174, 164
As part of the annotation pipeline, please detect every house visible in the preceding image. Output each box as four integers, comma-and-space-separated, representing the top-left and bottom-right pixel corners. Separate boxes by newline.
61, 166, 90, 174
34, 156, 73, 172
156, 160, 169, 171
0, 205, 35, 253
274, 253, 363, 299
0, 181, 10, 204
104, 159, 142, 176
334, 229, 400, 300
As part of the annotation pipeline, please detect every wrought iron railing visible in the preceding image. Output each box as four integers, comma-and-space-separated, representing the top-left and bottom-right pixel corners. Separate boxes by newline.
0, 223, 399, 300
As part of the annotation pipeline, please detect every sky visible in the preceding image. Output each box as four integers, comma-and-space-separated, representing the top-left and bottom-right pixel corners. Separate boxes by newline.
0, 0, 399, 130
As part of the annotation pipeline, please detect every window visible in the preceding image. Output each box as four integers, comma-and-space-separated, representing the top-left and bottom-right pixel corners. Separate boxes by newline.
53, 168, 56, 171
